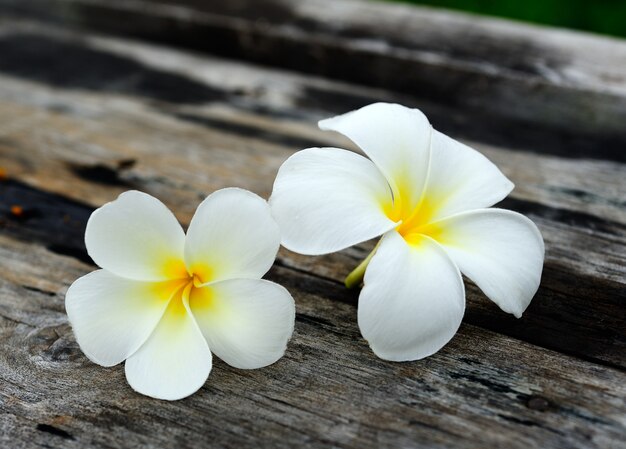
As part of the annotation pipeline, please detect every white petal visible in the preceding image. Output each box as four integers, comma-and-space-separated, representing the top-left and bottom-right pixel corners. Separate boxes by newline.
85, 191, 187, 282
358, 231, 465, 361
428, 209, 544, 317
185, 188, 280, 283
189, 279, 295, 369
319, 103, 432, 215
419, 130, 514, 223
65, 270, 181, 367
125, 287, 212, 401
270, 148, 396, 255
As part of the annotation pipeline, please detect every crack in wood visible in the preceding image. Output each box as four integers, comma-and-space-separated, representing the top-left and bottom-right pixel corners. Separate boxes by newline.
35, 423, 75, 440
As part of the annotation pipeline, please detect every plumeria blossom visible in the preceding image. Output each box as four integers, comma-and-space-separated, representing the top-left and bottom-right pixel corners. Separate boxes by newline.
66, 189, 295, 400
270, 103, 544, 361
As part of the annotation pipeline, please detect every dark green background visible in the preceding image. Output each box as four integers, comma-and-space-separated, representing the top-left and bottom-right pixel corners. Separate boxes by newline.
387, 0, 626, 38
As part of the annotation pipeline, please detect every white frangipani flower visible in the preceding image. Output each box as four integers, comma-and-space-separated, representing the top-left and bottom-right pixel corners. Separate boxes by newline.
270, 103, 544, 361
66, 188, 295, 400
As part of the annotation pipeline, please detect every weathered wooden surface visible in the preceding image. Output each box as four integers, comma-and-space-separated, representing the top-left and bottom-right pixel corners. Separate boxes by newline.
2, 0, 626, 161
0, 2, 624, 448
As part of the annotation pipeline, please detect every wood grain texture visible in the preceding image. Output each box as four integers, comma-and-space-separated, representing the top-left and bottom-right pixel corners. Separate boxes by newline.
2, 0, 626, 161
0, 10, 624, 449
1, 232, 625, 449
0, 22, 623, 369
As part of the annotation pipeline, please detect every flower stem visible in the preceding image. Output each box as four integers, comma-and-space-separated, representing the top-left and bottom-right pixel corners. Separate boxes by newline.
344, 240, 381, 289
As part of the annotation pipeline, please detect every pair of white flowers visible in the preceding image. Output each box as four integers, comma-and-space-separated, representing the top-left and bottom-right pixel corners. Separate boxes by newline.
66, 103, 544, 400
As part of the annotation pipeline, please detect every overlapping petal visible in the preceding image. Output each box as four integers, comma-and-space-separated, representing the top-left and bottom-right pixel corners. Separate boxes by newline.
125, 287, 212, 401
319, 103, 432, 216
185, 188, 280, 283
189, 279, 295, 369
358, 231, 465, 361
422, 209, 544, 317
65, 270, 181, 367
85, 191, 187, 281
416, 131, 514, 224
270, 148, 397, 255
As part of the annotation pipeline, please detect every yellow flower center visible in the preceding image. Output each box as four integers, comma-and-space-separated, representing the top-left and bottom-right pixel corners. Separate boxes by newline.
383, 188, 448, 246
346, 184, 454, 288
158, 263, 216, 316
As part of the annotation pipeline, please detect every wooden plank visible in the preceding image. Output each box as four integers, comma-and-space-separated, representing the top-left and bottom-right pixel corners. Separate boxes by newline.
0, 17, 624, 449
1, 233, 625, 449
0, 23, 624, 369
1, 0, 626, 161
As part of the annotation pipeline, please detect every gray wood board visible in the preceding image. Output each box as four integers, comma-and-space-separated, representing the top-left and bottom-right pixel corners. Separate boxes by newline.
1, 0, 626, 161
0, 15, 624, 449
